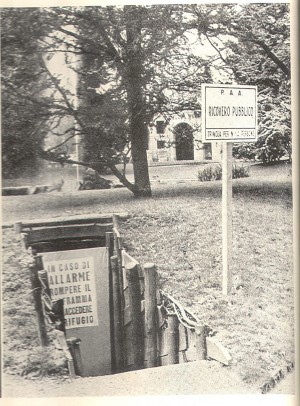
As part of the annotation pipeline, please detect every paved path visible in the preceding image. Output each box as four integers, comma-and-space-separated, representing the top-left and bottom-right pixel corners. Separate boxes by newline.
2, 361, 259, 398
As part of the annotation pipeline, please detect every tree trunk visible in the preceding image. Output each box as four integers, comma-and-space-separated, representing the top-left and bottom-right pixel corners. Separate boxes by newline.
125, 6, 152, 198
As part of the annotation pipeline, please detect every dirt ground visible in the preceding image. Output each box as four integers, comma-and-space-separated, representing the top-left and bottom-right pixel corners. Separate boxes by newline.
2, 360, 259, 397
2, 362, 296, 398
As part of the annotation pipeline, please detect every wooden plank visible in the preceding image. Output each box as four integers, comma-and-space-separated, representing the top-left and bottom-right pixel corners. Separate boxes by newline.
111, 255, 123, 372
138, 265, 145, 297
123, 287, 130, 308
29, 256, 48, 346
122, 262, 128, 289
167, 314, 179, 365
14, 222, 22, 234
20, 232, 29, 250
122, 251, 139, 289
27, 239, 105, 253
67, 337, 83, 376
195, 326, 207, 360
144, 263, 157, 368
17, 212, 129, 231
27, 224, 113, 244
178, 323, 188, 352
157, 307, 166, 329
159, 356, 168, 367
123, 323, 134, 367
178, 351, 189, 364
184, 329, 198, 362
157, 327, 167, 357
106, 232, 114, 257
123, 300, 145, 326
206, 337, 232, 365
126, 262, 144, 369
123, 305, 131, 326
113, 228, 124, 250
117, 236, 123, 250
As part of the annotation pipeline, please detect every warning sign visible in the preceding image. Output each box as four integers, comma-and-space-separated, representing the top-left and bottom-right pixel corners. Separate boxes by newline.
43, 255, 99, 328
202, 84, 258, 142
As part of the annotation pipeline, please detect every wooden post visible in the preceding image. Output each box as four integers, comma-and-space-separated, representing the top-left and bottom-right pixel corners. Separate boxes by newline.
20, 232, 28, 251
167, 313, 179, 365
111, 255, 123, 372
113, 231, 118, 256
195, 326, 207, 360
222, 142, 233, 295
126, 262, 144, 370
112, 213, 121, 232
144, 263, 157, 368
37, 270, 51, 298
106, 231, 114, 256
67, 337, 83, 376
14, 221, 22, 234
29, 256, 48, 346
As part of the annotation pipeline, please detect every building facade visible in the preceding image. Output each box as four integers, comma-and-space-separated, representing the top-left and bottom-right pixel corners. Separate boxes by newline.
147, 111, 222, 163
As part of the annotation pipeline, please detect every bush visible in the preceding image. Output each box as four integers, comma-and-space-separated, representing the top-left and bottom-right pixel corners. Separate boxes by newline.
233, 143, 256, 160
197, 164, 222, 182
198, 164, 250, 182
255, 132, 289, 163
232, 163, 250, 179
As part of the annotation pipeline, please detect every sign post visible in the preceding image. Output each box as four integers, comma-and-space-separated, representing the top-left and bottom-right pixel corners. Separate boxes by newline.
202, 84, 257, 295
222, 142, 233, 295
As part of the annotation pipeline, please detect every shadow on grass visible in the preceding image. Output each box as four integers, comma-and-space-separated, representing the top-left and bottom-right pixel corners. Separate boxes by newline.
2, 178, 292, 224
152, 180, 292, 201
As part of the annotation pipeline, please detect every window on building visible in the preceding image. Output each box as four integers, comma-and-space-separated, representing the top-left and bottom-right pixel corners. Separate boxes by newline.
157, 140, 165, 149
156, 121, 165, 134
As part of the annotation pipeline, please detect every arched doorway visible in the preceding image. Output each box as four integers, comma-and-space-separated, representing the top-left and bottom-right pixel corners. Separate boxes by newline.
174, 123, 194, 161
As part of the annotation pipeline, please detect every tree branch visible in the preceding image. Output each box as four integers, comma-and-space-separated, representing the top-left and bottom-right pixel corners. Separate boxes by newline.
251, 38, 290, 78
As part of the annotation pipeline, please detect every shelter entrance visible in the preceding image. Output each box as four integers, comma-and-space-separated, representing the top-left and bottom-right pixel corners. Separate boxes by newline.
174, 123, 194, 161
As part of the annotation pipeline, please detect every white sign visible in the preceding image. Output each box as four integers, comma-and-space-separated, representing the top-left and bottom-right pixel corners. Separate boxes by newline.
202, 84, 258, 142
44, 255, 99, 329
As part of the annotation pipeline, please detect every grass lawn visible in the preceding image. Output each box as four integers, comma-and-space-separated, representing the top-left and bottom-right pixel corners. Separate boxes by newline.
1, 162, 294, 390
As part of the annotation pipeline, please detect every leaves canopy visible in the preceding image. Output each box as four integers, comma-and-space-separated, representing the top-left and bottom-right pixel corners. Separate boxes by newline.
1, 4, 291, 188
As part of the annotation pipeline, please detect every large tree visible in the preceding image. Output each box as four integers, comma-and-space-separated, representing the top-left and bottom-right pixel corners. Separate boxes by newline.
2, 6, 203, 196
1, 4, 291, 193
1, 8, 52, 177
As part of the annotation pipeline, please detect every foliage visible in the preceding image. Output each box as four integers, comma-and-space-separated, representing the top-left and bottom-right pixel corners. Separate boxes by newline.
1, 9, 50, 177
232, 163, 250, 179
233, 144, 257, 161
198, 164, 222, 182
197, 163, 250, 182
1, 4, 291, 188
201, 4, 291, 163
255, 132, 289, 163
